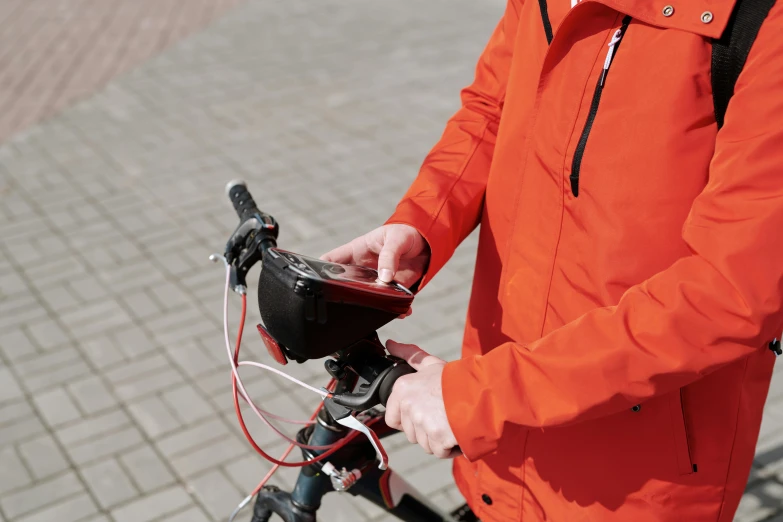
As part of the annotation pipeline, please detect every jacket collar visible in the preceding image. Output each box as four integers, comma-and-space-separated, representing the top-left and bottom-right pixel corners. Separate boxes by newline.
593, 0, 737, 38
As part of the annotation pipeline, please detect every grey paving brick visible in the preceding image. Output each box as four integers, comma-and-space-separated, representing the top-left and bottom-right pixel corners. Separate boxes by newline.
755, 412, 783, 481
3, 239, 42, 267
14, 493, 98, 522
149, 309, 218, 346
0, 415, 46, 446
766, 369, 783, 402
119, 444, 176, 493
162, 506, 213, 522
223, 394, 311, 449
120, 289, 162, 321
22, 257, 88, 290
186, 469, 242, 520
79, 334, 127, 370
66, 375, 118, 415
0, 471, 84, 519
66, 426, 145, 465
383, 436, 434, 473
37, 285, 80, 313
32, 387, 82, 427
156, 417, 233, 459
0, 300, 47, 331
80, 515, 111, 522
0, 446, 32, 495
0, 217, 50, 243
313, 492, 372, 522
222, 450, 277, 493
765, 511, 783, 522
110, 485, 192, 522
14, 347, 83, 378
146, 281, 192, 311
735, 481, 783, 522
0, 399, 35, 427
113, 366, 184, 401
17, 434, 70, 480
60, 301, 134, 338
107, 241, 146, 264
161, 383, 215, 424
24, 359, 93, 392
165, 340, 222, 379
0, 366, 23, 403
169, 433, 248, 478
403, 457, 456, 496
80, 458, 139, 508
98, 262, 167, 295
113, 327, 156, 360
56, 410, 131, 446
127, 396, 182, 438
67, 276, 110, 302
0, 271, 28, 296
104, 354, 169, 385
0, 328, 36, 361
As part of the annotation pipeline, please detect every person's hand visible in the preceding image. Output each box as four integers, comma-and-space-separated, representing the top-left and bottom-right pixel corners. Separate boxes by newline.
320, 224, 429, 288
384, 340, 459, 459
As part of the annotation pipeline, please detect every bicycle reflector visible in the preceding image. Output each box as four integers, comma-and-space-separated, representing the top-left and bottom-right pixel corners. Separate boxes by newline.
257, 323, 288, 365
257, 248, 414, 362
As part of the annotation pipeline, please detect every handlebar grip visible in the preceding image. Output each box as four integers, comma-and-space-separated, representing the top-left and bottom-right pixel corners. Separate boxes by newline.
378, 363, 416, 407
377, 362, 462, 458
225, 180, 260, 222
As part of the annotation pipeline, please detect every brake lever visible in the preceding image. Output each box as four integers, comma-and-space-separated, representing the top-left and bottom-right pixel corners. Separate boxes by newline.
331, 360, 414, 411
324, 399, 389, 470
223, 217, 278, 291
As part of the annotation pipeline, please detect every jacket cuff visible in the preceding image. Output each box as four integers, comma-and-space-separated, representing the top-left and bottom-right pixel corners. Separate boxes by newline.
442, 355, 502, 461
385, 199, 457, 292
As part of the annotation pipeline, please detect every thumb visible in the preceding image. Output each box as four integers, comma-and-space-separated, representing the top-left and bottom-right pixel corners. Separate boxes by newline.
386, 340, 443, 371
377, 229, 411, 283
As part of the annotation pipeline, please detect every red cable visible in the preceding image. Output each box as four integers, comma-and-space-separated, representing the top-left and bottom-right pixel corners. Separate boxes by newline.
249, 389, 329, 496
231, 294, 357, 467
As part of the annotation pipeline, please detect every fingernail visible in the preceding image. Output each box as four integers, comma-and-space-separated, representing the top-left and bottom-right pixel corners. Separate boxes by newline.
379, 269, 393, 282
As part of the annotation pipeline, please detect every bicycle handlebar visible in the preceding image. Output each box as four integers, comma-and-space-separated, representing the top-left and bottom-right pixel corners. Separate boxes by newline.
226, 180, 262, 222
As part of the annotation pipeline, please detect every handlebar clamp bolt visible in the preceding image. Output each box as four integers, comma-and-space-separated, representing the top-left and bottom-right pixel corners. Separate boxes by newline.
325, 359, 347, 380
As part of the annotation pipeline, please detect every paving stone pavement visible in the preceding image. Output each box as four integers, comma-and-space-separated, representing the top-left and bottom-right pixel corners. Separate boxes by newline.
0, 0, 781, 521
0, 0, 244, 143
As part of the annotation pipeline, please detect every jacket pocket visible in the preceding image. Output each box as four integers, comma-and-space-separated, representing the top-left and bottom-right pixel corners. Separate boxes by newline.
668, 389, 695, 475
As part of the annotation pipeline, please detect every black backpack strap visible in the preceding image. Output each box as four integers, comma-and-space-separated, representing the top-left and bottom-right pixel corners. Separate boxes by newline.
712, 0, 777, 128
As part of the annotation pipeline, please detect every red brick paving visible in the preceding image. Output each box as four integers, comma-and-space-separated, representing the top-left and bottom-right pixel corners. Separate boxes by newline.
0, 0, 244, 143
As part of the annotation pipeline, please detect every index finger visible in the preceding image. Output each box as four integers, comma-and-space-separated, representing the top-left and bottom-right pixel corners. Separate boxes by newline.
320, 242, 355, 263
386, 340, 443, 370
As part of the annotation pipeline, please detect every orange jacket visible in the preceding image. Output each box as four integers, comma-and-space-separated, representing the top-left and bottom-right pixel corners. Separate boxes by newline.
387, 0, 782, 520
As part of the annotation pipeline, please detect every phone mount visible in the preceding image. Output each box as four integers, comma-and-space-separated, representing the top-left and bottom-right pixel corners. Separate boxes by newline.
222, 180, 413, 365
257, 249, 413, 363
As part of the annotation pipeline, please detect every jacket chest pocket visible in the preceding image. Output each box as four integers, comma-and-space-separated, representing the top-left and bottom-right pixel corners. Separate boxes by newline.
668, 389, 696, 475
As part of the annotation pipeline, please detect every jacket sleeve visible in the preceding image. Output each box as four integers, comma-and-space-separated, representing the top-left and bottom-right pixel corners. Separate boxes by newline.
442, 3, 783, 461
385, 1, 519, 289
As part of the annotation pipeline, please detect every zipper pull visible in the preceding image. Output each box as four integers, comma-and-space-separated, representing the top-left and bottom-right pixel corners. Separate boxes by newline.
599, 29, 624, 87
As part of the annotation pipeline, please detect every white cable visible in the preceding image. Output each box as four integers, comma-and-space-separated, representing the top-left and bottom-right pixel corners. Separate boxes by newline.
237, 361, 330, 397
221, 264, 337, 450
228, 494, 253, 522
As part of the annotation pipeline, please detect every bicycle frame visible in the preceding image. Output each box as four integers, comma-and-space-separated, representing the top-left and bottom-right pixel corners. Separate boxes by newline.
250, 407, 456, 522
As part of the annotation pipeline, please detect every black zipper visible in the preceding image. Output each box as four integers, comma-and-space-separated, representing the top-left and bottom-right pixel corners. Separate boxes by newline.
570, 16, 632, 197
537, 0, 554, 44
